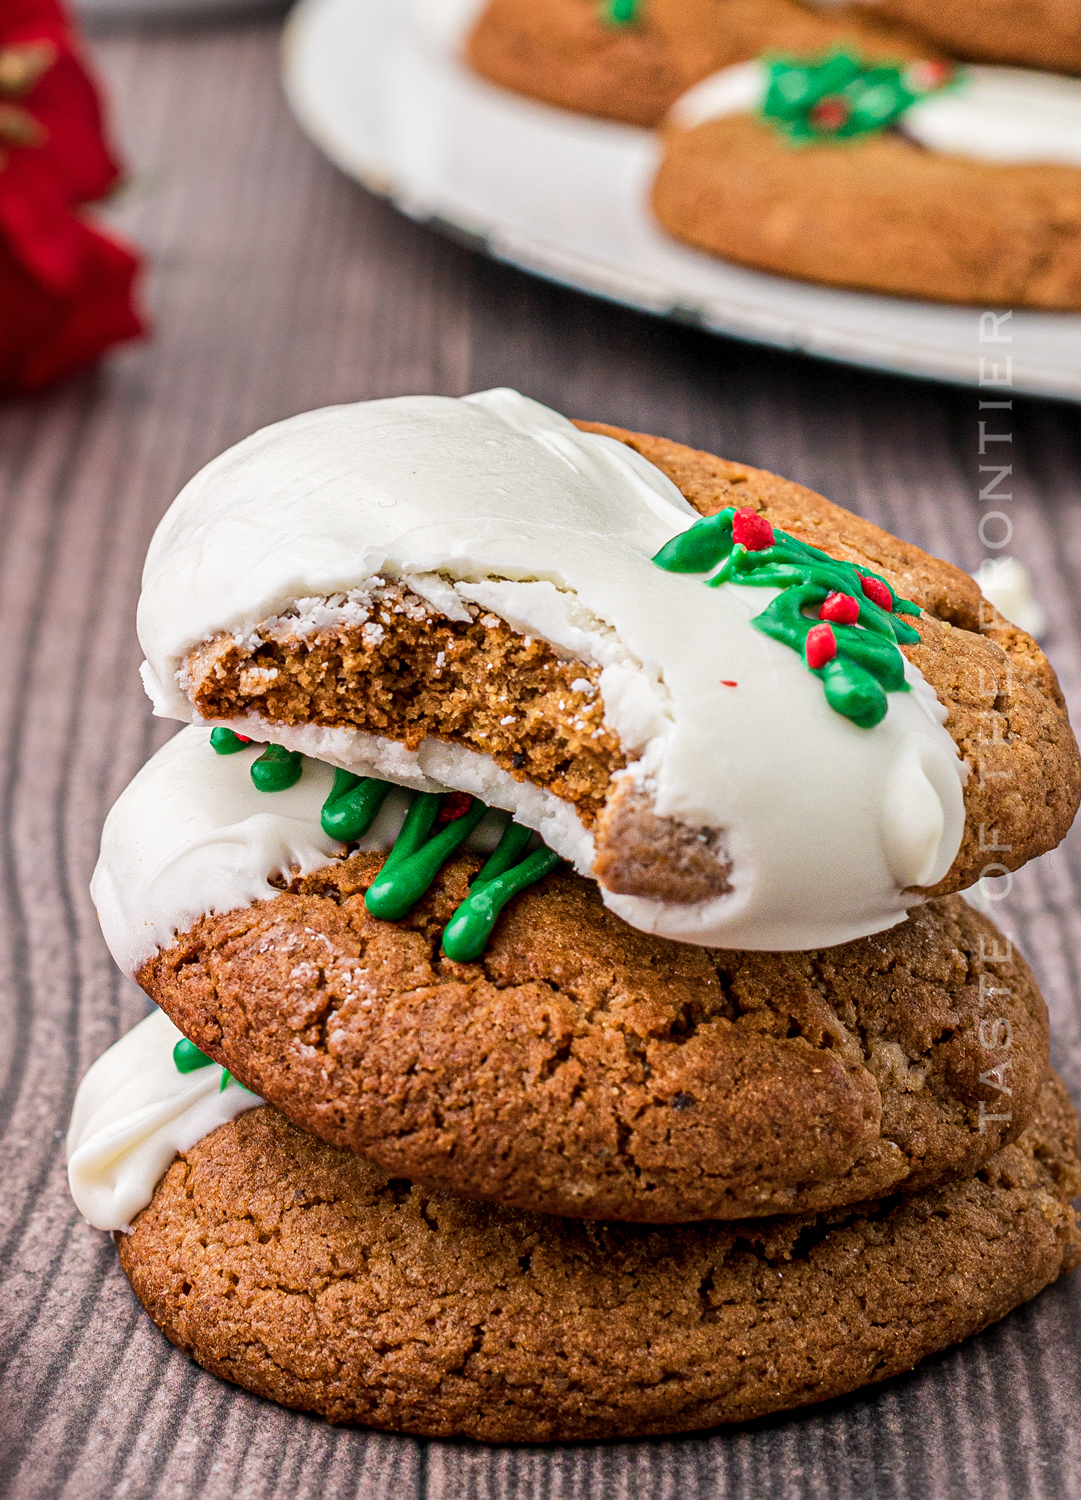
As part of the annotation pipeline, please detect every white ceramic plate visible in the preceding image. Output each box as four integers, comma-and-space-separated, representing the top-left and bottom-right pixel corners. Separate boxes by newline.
282, 0, 1081, 400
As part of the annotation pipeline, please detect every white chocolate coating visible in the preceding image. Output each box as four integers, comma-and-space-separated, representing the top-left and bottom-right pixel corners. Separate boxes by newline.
67, 1008, 262, 1232
91, 725, 514, 976
669, 61, 1081, 169
136, 389, 966, 951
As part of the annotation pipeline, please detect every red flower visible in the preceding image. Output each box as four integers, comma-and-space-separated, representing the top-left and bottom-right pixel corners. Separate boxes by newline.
0, 0, 144, 394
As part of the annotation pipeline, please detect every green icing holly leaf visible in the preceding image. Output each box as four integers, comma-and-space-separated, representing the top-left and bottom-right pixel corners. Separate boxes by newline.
760, 50, 957, 144
652, 506, 922, 730
601, 0, 640, 26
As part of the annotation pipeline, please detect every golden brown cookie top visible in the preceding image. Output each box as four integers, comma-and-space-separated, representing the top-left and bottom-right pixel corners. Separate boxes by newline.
466, 0, 937, 127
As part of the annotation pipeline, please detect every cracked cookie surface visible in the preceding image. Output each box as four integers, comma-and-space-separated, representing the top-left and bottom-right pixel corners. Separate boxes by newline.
140, 850, 1049, 1222
117, 1075, 1081, 1440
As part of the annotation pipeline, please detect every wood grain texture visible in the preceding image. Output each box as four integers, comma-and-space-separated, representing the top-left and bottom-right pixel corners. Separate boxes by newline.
2, 15, 1081, 1498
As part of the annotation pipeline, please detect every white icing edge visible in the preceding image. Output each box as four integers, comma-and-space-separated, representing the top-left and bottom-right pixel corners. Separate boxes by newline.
67, 1008, 262, 1233
668, 61, 1081, 169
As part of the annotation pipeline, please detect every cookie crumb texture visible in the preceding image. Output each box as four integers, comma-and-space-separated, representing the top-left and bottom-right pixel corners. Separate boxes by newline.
117, 1077, 1081, 1441
652, 116, 1081, 310
187, 580, 623, 826
142, 855, 1049, 1221
467, 0, 934, 127
577, 425, 1081, 894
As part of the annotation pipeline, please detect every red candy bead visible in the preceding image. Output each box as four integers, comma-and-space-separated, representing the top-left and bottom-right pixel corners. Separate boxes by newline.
731, 507, 774, 552
860, 575, 893, 612
805, 623, 837, 669
438, 791, 473, 825
809, 96, 849, 132
905, 60, 954, 93
819, 591, 860, 625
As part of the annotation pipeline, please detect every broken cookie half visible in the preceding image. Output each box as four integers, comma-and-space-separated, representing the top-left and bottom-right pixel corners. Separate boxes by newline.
136, 389, 1078, 952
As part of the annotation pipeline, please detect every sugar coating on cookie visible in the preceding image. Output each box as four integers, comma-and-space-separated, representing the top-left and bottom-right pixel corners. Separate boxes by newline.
136, 390, 967, 952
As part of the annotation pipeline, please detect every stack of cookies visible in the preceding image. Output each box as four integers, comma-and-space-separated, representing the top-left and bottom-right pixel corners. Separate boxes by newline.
465, 0, 1081, 307
69, 390, 1081, 1441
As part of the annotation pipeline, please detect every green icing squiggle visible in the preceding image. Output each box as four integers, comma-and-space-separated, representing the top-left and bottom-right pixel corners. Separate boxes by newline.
250, 742, 303, 791
652, 506, 921, 729
207, 737, 561, 958
355, 786, 561, 958
321, 769, 393, 840
171, 1034, 242, 1092
366, 792, 489, 921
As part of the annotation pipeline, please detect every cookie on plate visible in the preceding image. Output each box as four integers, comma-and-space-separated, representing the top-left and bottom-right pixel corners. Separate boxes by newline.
115, 1077, 1081, 1440
136, 392, 1079, 953
846, 0, 1081, 76
653, 54, 1081, 307
466, 0, 936, 126
93, 726, 1048, 1223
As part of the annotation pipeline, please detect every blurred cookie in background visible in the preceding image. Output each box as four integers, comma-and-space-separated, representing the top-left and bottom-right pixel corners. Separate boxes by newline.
653, 54, 1081, 306
466, 0, 936, 126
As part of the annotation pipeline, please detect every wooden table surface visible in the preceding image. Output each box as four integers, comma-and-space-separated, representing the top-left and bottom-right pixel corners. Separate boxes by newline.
3, 15, 1081, 1498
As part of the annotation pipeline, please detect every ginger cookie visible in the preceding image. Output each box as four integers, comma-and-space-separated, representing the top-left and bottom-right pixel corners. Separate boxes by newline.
653, 55, 1081, 308
115, 1076, 1081, 1440
846, 0, 1081, 76
465, 0, 935, 126
134, 392, 1079, 953
93, 723, 1048, 1222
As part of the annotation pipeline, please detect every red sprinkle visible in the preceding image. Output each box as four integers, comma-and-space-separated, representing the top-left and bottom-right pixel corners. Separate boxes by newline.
731, 507, 775, 552
437, 791, 473, 825
905, 60, 954, 92
860, 575, 893, 612
720, 679, 738, 687
805, 623, 837, 669
819, 591, 860, 625
809, 96, 849, 132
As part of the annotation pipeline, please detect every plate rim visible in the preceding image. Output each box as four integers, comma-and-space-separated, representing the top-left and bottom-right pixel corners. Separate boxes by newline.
281, 0, 1081, 402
